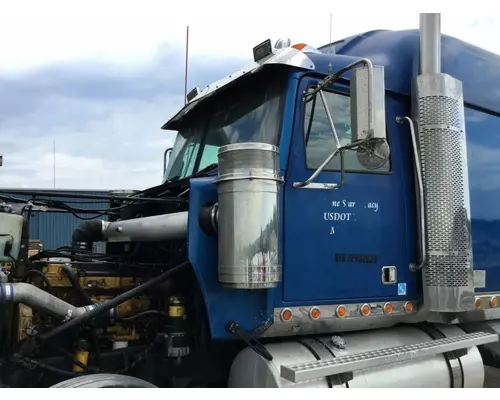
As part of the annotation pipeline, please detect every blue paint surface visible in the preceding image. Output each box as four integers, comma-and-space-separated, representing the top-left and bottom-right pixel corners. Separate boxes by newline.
281, 75, 418, 303
316, 29, 500, 114
183, 28, 500, 337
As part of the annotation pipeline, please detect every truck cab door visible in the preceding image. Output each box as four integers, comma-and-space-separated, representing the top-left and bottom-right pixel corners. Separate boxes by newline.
282, 76, 414, 303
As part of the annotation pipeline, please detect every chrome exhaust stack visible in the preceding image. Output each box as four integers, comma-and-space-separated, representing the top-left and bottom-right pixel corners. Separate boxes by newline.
413, 13, 475, 313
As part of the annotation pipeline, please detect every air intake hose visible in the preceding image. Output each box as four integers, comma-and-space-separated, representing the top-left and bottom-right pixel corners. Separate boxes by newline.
71, 212, 189, 249
0, 282, 114, 322
71, 220, 105, 250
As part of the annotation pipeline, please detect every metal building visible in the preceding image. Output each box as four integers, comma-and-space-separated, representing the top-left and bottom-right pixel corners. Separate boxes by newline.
1, 189, 110, 253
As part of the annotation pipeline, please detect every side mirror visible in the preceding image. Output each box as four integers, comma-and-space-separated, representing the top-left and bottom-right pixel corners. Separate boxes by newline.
163, 147, 173, 174
350, 65, 386, 141
350, 65, 390, 169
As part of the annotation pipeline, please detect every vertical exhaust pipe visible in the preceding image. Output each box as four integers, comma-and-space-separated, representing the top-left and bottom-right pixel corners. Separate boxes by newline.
413, 13, 475, 315
419, 13, 441, 74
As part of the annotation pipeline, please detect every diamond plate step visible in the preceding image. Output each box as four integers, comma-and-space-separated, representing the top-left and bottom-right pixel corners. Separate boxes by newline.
280, 331, 499, 383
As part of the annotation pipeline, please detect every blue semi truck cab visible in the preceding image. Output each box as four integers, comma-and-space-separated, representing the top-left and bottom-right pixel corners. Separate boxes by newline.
1, 13, 500, 388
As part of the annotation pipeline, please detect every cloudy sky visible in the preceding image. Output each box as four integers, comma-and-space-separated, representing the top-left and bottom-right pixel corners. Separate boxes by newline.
0, 1, 496, 191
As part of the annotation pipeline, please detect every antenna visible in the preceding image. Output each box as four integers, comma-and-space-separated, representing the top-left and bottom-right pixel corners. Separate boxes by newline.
329, 13, 332, 44
184, 26, 189, 105
53, 140, 56, 188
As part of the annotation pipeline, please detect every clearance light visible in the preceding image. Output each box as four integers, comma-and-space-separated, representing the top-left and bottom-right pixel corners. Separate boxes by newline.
383, 303, 393, 315
404, 301, 414, 313
292, 43, 308, 51
360, 304, 371, 316
309, 307, 321, 320
490, 297, 498, 308
280, 308, 293, 322
475, 297, 482, 309
336, 305, 347, 318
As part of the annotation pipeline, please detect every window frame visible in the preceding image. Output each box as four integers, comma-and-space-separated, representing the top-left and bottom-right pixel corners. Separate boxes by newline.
300, 78, 392, 176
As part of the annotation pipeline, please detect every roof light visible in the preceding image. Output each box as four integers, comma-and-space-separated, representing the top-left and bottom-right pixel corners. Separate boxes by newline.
253, 39, 273, 62
336, 305, 347, 318
186, 87, 200, 103
274, 37, 291, 50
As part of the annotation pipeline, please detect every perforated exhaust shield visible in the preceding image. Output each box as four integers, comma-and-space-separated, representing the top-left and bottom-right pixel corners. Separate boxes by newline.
415, 73, 475, 312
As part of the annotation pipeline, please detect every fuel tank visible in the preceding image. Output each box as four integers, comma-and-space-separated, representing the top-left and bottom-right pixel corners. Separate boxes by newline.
228, 324, 485, 388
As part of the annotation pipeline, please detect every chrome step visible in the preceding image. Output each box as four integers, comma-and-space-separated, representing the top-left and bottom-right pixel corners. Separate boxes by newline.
280, 331, 499, 383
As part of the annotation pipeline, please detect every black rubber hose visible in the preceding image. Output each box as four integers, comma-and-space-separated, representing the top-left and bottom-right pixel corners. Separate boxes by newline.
71, 220, 104, 250
61, 264, 93, 306
11, 354, 82, 378
23, 270, 53, 293
38, 261, 189, 343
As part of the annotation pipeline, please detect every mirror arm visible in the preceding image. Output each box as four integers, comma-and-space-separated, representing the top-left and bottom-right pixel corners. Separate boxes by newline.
293, 148, 340, 188
305, 58, 375, 137
318, 90, 342, 149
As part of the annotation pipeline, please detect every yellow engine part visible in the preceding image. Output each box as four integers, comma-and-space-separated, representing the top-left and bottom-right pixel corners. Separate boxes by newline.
168, 296, 186, 318
80, 276, 144, 290
16, 304, 35, 341
91, 295, 150, 319
104, 324, 140, 342
20, 257, 151, 346
73, 350, 89, 372
93, 295, 149, 342
42, 264, 72, 287
28, 240, 43, 258
42, 263, 145, 290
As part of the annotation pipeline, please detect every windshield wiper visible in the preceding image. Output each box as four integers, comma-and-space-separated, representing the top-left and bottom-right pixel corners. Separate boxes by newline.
166, 163, 218, 184
195, 163, 218, 176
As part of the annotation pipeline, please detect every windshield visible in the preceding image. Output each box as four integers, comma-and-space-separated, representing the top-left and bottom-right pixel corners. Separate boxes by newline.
164, 69, 287, 182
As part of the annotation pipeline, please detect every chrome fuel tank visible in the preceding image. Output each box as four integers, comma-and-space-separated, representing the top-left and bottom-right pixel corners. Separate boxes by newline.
228, 324, 485, 388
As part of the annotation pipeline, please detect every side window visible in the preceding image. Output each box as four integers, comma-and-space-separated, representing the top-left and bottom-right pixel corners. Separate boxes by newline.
304, 89, 390, 173
179, 142, 199, 178
465, 107, 500, 270
198, 144, 219, 171
466, 107, 500, 223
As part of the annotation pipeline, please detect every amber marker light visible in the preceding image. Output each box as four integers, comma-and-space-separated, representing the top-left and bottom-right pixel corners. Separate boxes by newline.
490, 297, 498, 308
475, 297, 482, 309
383, 303, 393, 315
280, 308, 292, 322
336, 305, 347, 318
360, 304, 371, 316
310, 307, 321, 320
404, 301, 414, 313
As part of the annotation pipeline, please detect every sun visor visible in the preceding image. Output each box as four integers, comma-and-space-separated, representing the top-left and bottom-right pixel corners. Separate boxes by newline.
162, 42, 319, 131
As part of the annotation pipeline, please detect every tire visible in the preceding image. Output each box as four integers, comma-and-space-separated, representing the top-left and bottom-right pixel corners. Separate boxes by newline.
50, 374, 158, 388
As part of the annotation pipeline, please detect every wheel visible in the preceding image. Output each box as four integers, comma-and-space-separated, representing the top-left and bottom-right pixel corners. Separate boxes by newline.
50, 373, 158, 388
